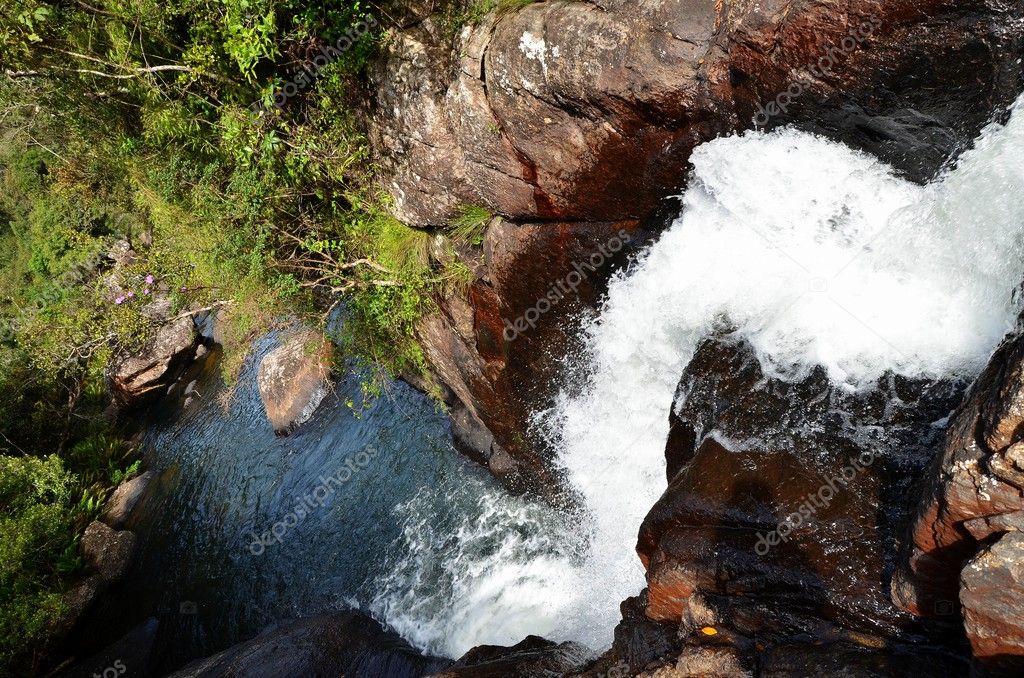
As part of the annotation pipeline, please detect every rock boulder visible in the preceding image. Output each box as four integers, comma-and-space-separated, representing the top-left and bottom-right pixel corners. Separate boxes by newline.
428, 635, 593, 678
257, 328, 333, 436
99, 471, 152, 530
109, 315, 200, 408
167, 612, 450, 678
80, 520, 137, 583
960, 531, 1024, 674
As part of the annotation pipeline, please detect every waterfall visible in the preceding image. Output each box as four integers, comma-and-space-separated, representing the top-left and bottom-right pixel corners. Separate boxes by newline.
374, 93, 1024, 656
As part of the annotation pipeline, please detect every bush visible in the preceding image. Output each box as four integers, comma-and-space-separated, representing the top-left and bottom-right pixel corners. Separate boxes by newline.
0, 455, 80, 675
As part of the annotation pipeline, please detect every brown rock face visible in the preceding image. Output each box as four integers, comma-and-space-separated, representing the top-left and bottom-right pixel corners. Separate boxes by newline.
109, 316, 200, 408
421, 219, 640, 494
960, 531, 1024, 674
638, 339, 960, 637
893, 333, 1024, 619
365, 0, 1024, 493
257, 328, 333, 436
369, 0, 1024, 227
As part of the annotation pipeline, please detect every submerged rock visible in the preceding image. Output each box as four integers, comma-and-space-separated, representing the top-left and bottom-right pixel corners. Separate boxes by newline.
257, 327, 333, 436
166, 611, 450, 678
99, 470, 153, 529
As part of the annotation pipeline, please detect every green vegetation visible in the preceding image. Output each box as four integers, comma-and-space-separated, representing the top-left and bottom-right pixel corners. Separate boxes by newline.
0, 0, 514, 673
0, 455, 80, 674
449, 204, 494, 246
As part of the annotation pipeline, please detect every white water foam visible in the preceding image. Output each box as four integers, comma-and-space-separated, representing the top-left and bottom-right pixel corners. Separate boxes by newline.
373, 94, 1024, 657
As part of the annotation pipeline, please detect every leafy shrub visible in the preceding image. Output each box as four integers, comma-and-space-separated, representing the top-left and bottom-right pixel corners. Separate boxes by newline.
0, 455, 79, 675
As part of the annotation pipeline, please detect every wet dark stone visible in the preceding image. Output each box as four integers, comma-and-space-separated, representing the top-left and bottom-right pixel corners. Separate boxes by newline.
640, 336, 966, 642
429, 635, 594, 678
166, 612, 450, 678
57, 617, 159, 678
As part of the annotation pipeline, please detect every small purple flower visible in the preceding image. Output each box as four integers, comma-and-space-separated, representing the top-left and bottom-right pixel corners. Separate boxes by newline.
127, 291, 135, 299
181, 286, 188, 293
145, 275, 155, 285
144, 288, 151, 295
115, 296, 125, 305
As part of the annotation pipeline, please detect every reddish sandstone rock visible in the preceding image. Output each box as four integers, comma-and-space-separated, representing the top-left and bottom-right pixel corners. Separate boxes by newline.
637, 338, 959, 637
367, 0, 1024, 227
419, 219, 640, 495
960, 531, 1024, 674
597, 338, 969, 676
892, 334, 1024, 618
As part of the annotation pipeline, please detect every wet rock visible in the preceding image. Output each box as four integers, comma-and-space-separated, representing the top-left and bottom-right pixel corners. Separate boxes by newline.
610, 596, 683, 674
960, 531, 1024, 675
109, 316, 200, 408
758, 640, 966, 677
982, 347, 1024, 452
167, 611, 450, 678
81, 521, 137, 583
257, 328, 333, 436
637, 646, 751, 678
100, 471, 152, 529
419, 220, 640, 495
588, 337, 973, 675
638, 337, 961, 640
893, 334, 1024, 618
428, 635, 593, 678
57, 617, 159, 678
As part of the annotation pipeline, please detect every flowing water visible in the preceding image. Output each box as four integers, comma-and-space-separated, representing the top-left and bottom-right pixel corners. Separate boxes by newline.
99, 94, 1024, 670
91, 335, 573, 671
